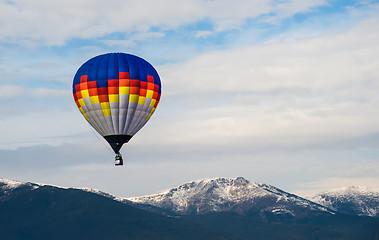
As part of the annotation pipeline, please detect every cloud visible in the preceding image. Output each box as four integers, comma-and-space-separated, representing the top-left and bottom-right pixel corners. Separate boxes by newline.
0, 1, 378, 198
124, 14, 377, 158
100, 31, 165, 48
195, 30, 213, 38
294, 176, 379, 197
0, 85, 23, 98
260, 0, 328, 24
0, 107, 89, 150
1, 139, 377, 197
3, 13, 378, 155
29, 88, 68, 98
0, 85, 68, 99
162, 16, 379, 94
0, 0, 328, 46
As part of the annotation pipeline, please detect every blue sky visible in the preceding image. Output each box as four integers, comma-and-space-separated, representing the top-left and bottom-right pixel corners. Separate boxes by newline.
0, 0, 378, 197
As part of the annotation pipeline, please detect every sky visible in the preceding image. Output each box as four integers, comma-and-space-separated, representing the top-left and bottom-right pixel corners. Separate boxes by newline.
0, 0, 379, 198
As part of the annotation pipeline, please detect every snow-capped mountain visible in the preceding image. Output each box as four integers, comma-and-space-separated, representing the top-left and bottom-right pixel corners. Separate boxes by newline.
0, 178, 39, 199
0, 178, 25, 189
126, 177, 332, 217
310, 186, 379, 217
0, 178, 136, 207
2, 178, 378, 239
1, 179, 222, 240
3, 177, 378, 220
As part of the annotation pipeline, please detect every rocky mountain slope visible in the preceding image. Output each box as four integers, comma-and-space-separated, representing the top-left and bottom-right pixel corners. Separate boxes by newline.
126, 177, 333, 219
310, 186, 379, 217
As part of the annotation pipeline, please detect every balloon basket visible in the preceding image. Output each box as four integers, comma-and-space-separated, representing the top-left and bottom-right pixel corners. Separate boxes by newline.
115, 153, 123, 166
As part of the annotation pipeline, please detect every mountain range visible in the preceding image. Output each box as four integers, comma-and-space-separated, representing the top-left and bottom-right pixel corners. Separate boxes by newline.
1, 177, 378, 240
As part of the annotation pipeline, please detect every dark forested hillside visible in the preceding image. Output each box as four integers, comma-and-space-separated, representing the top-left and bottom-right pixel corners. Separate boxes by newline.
1, 178, 378, 240
0, 185, 224, 240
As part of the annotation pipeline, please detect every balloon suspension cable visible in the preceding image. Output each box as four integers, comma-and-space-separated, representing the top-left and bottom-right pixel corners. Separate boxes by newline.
88, 126, 113, 153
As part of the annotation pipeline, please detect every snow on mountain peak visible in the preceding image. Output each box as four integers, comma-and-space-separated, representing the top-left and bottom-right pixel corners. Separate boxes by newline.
0, 178, 41, 201
126, 177, 330, 215
321, 186, 375, 196
0, 178, 26, 190
310, 186, 379, 217
129, 177, 256, 201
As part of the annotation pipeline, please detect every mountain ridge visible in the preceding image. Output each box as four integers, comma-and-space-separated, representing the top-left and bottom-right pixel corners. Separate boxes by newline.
126, 177, 333, 217
1, 177, 379, 240
0, 178, 225, 240
2, 177, 378, 218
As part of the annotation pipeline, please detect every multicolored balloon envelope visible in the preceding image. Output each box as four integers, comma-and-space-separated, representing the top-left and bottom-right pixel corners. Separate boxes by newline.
72, 53, 161, 160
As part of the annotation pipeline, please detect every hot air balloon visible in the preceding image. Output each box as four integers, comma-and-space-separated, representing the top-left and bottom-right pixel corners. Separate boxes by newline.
72, 53, 161, 166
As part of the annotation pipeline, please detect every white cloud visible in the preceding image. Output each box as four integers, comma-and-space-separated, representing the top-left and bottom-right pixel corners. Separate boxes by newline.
294, 177, 379, 197
132, 31, 166, 41
195, 30, 213, 38
29, 88, 68, 98
144, 15, 379, 153
2, 9, 378, 156
0, 0, 328, 46
0, 85, 23, 98
162, 17, 379, 94
99, 39, 137, 48
261, 0, 328, 24
0, 1, 378, 197
0, 85, 68, 99
100, 31, 165, 47
0, 109, 91, 150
